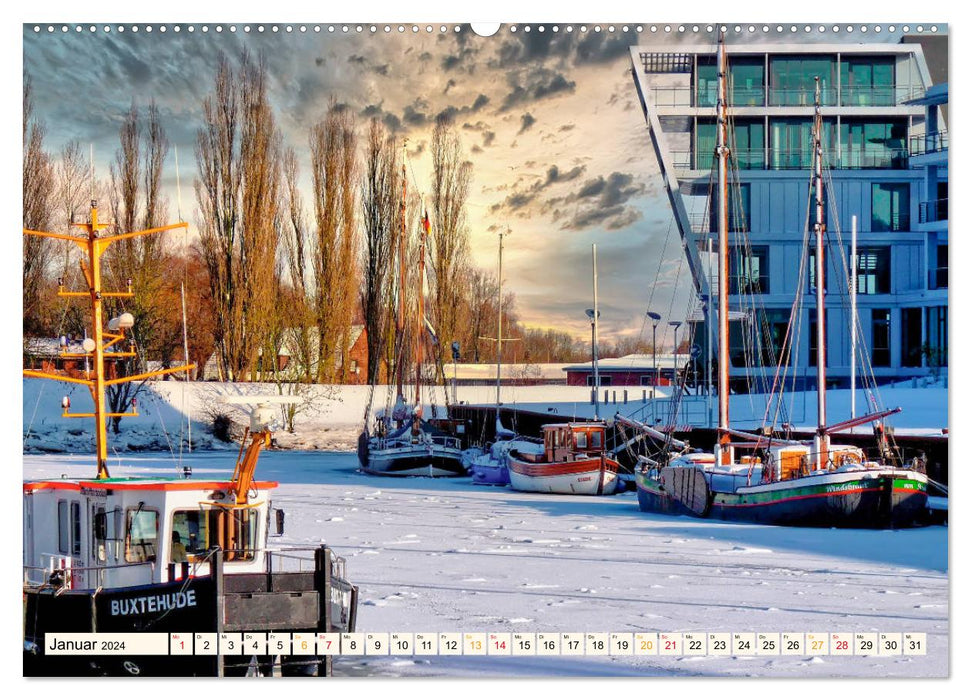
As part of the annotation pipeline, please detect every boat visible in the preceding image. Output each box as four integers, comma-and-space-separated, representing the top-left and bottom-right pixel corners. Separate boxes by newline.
358, 167, 465, 477
22, 203, 358, 676
507, 422, 620, 495
628, 36, 928, 528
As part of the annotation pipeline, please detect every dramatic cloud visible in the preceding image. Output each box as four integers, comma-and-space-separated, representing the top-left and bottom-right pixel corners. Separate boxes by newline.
518, 112, 536, 135
499, 69, 576, 112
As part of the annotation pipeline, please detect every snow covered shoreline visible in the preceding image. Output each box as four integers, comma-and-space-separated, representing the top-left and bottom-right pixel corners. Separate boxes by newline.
22, 379, 949, 455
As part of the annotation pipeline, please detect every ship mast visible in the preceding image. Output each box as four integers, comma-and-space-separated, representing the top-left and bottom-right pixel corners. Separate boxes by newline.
496, 228, 506, 407
414, 207, 428, 432
396, 162, 408, 406
715, 32, 733, 467
812, 77, 829, 468
23, 201, 193, 479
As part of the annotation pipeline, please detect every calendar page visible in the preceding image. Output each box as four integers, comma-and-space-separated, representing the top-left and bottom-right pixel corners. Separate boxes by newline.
20, 6, 949, 683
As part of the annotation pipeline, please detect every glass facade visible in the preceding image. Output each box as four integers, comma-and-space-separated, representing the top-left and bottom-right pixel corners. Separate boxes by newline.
840, 119, 908, 169
901, 308, 923, 367
697, 119, 765, 170
871, 182, 911, 232
710, 183, 751, 233
729, 244, 768, 294
840, 57, 895, 106
856, 247, 891, 294
871, 309, 891, 367
769, 56, 836, 106
769, 118, 835, 169
698, 58, 766, 107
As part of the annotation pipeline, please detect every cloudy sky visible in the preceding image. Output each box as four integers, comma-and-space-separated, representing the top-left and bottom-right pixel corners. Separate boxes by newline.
23, 22, 933, 349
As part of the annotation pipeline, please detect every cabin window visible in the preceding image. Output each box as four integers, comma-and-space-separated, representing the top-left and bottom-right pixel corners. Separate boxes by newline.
576, 431, 588, 449
208, 508, 260, 562
57, 500, 69, 554
590, 431, 603, 449
125, 508, 160, 563
172, 509, 210, 557
70, 501, 82, 558
92, 506, 106, 562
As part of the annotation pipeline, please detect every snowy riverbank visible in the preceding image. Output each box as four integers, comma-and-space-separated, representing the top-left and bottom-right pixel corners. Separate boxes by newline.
22, 379, 948, 455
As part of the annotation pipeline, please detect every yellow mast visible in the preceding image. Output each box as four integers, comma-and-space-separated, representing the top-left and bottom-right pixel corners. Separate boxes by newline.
23, 201, 194, 479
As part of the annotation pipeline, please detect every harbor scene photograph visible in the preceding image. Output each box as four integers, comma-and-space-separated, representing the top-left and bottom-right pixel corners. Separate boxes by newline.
19, 12, 950, 681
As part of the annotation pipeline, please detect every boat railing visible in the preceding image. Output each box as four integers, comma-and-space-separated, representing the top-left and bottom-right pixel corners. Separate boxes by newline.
24, 557, 157, 588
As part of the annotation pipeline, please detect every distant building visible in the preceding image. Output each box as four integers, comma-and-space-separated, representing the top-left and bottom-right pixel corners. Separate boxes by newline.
563, 354, 686, 387
442, 362, 569, 386
201, 325, 368, 383
630, 38, 948, 388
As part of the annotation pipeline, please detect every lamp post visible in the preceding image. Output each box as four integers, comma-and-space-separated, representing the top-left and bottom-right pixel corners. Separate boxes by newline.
669, 320, 683, 387
647, 311, 661, 398
585, 308, 600, 419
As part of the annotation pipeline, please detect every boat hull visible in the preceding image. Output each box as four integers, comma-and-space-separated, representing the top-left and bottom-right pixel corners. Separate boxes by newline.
471, 460, 510, 486
637, 469, 928, 528
363, 445, 466, 477
507, 455, 619, 495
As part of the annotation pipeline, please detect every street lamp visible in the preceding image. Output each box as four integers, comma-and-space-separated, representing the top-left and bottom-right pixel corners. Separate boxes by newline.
585, 308, 600, 419
647, 311, 661, 397
669, 320, 683, 387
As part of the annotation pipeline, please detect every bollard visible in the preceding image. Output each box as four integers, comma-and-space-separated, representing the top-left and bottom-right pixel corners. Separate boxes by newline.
612, 390, 616, 404
623, 389, 628, 405
642, 389, 647, 403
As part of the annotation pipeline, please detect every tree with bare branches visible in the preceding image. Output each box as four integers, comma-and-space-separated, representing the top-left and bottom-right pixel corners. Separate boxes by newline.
195, 50, 282, 381
23, 75, 56, 335
359, 118, 400, 384
429, 114, 472, 376
307, 101, 358, 383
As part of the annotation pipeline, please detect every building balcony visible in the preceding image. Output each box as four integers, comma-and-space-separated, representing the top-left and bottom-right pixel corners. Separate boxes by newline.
919, 198, 948, 224
651, 84, 926, 110
928, 266, 948, 290
910, 130, 948, 156
674, 147, 908, 172
871, 211, 912, 233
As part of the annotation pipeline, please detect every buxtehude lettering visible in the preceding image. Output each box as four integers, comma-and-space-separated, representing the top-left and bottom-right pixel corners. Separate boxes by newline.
110, 589, 197, 616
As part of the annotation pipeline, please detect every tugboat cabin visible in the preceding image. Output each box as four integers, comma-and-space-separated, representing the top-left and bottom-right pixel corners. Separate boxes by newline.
541, 422, 607, 463
23, 477, 278, 590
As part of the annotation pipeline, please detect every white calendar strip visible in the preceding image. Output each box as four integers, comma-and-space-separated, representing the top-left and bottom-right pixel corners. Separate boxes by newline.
45, 632, 928, 657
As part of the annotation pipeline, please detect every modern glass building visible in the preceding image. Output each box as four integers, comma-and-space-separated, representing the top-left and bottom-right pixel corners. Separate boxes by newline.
630, 40, 948, 389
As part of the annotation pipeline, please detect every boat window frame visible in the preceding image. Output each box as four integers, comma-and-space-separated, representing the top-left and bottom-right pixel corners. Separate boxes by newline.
575, 430, 588, 450
124, 506, 161, 564
57, 499, 69, 554
70, 501, 82, 558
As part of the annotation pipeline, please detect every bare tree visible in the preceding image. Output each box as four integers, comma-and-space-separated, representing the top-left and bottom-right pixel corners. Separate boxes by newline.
459, 265, 498, 363
103, 100, 176, 431
429, 114, 472, 376
307, 101, 358, 383
359, 118, 400, 384
195, 50, 282, 381
23, 75, 56, 335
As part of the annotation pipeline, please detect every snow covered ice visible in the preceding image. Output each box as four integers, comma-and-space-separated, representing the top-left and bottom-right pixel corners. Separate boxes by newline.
23, 449, 948, 678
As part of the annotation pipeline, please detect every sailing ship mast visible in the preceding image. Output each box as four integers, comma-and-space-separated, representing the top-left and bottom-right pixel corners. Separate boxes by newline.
496, 228, 506, 407
414, 207, 429, 433
812, 77, 829, 468
23, 202, 193, 479
396, 162, 408, 407
715, 32, 733, 468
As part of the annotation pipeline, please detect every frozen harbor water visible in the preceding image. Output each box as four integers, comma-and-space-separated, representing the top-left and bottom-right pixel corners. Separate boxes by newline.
23, 450, 948, 678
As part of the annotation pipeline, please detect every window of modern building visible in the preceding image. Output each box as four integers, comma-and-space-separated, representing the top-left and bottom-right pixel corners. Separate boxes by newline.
926, 306, 947, 367
856, 247, 891, 294
840, 119, 908, 169
697, 119, 765, 170
840, 57, 896, 106
729, 244, 768, 294
871, 182, 911, 231
808, 308, 829, 368
930, 243, 948, 289
697, 57, 766, 107
871, 309, 891, 367
901, 308, 923, 368
808, 250, 830, 293
761, 309, 791, 367
710, 182, 751, 232
769, 118, 835, 169
769, 56, 836, 106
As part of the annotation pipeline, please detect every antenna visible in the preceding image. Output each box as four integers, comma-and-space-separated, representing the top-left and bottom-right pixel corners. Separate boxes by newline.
89, 143, 95, 202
